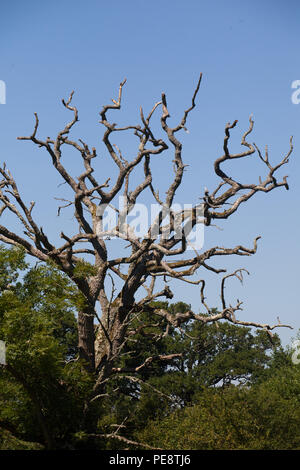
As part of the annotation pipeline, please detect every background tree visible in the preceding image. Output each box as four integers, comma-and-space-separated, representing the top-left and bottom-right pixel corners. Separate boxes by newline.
136, 358, 300, 450
0, 76, 293, 443
0, 246, 297, 450
0, 246, 94, 449
96, 301, 280, 439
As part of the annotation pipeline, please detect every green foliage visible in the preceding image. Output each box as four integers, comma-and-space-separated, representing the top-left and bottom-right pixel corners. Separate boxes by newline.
0, 246, 94, 449
72, 259, 97, 280
136, 363, 300, 450
97, 302, 279, 442
0, 244, 299, 450
0, 245, 28, 291
0, 429, 43, 450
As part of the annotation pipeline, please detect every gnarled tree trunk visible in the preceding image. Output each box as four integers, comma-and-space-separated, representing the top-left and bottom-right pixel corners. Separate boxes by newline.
78, 308, 95, 372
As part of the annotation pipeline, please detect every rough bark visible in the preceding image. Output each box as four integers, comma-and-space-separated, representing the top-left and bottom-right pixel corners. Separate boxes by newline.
78, 309, 95, 371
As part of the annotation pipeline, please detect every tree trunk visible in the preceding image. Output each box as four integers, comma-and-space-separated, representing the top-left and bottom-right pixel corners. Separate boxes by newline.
78, 309, 95, 372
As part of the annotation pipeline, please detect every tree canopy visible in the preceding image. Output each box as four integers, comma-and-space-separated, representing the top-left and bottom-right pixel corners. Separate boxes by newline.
1, 244, 299, 450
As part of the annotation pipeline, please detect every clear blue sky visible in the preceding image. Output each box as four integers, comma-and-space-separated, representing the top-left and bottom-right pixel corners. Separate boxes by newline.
0, 0, 299, 346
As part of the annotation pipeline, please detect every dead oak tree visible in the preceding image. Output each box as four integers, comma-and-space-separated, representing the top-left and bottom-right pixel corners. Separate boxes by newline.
0, 75, 293, 398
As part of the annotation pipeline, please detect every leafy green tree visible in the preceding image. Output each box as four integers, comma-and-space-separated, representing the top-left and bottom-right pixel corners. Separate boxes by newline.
136, 360, 300, 450
0, 245, 94, 449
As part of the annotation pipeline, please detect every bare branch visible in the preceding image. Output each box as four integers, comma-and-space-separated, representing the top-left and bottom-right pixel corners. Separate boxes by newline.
88, 432, 163, 450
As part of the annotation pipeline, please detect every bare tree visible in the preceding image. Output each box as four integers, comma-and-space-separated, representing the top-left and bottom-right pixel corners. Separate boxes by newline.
0, 74, 293, 402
